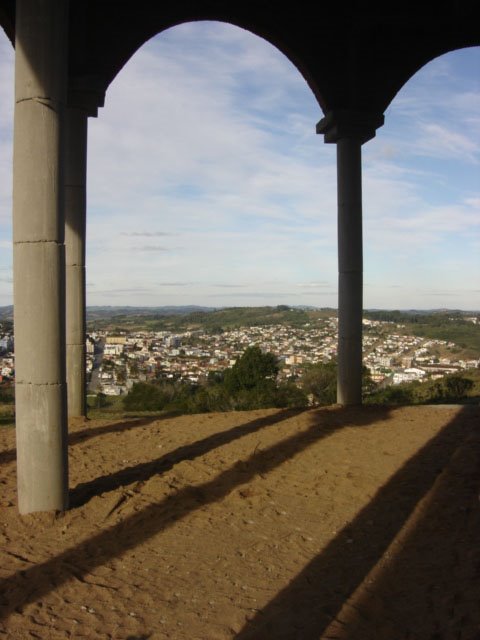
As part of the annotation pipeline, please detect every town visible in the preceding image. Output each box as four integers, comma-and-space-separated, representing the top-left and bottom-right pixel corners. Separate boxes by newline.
87, 315, 479, 397
1, 313, 479, 399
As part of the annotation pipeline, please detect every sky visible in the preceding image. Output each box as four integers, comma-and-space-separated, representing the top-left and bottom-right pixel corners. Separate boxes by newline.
0, 22, 479, 310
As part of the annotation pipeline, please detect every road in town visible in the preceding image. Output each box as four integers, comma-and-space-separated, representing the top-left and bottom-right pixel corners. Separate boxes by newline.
87, 337, 105, 393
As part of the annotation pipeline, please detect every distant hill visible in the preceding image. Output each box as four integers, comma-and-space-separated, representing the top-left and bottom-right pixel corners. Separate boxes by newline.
85, 305, 338, 332
86, 306, 215, 320
0, 306, 13, 321
365, 310, 480, 354
1, 306, 479, 353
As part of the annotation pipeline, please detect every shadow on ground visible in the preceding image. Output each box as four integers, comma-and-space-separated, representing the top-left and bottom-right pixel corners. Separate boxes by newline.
0, 414, 167, 466
1, 405, 478, 639
235, 405, 479, 640
0, 405, 388, 620
70, 407, 308, 506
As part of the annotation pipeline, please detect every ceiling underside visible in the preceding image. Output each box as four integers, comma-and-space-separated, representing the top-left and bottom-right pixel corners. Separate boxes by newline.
0, 1, 479, 115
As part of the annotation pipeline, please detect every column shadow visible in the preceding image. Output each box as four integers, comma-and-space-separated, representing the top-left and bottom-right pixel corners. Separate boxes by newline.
69, 413, 175, 445
320, 417, 480, 639
0, 405, 388, 621
0, 413, 174, 466
235, 405, 478, 639
70, 408, 308, 507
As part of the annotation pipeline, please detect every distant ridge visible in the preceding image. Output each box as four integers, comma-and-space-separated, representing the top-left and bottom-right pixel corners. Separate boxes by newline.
86, 305, 216, 319
0, 305, 12, 320
0, 305, 479, 324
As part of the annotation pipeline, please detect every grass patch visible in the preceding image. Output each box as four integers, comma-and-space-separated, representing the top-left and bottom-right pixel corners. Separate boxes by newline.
0, 403, 15, 429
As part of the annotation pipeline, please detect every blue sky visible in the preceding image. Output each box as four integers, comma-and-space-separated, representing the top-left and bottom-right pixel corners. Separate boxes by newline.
0, 22, 479, 310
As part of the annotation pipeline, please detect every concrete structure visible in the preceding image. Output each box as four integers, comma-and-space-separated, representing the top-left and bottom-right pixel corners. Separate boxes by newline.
0, 2, 478, 512
317, 110, 383, 405
65, 104, 88, 418
64, 88, 99, 417
12, 0, 69, 513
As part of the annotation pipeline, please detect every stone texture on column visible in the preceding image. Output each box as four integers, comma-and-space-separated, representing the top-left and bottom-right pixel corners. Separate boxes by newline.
13, 0, 69, 513
317, 110, 384, 406
65, 106, 88, 417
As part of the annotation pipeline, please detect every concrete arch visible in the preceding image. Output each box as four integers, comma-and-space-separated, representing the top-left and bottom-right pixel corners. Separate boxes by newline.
63, 3, 480, 117
382, 44, 480, 116
3, 0, 479, 514
1, 3, 479, 116
99, 18, 331, 114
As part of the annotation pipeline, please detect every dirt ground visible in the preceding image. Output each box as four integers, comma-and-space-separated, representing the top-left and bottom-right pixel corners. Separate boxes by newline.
0, 404, 479, 640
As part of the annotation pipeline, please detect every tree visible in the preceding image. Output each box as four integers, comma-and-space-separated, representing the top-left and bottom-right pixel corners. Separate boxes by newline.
96, 392, 109, 408
300, 361, 337, 405
443, 374, 473, 399
274, 381, 308, 408
301, 360, 376, 405
208, 325, 224, 335
207, 370, 225, 385
187, 384, 232, 413
0, 382, 14, 404
223, 346, 279, 394
123, 382, 169, 411
367, 384, 414, 405
362, 366, 376, 395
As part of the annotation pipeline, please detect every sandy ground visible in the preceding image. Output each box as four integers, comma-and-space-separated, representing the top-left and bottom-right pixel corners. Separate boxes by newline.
0, 404, 479, 640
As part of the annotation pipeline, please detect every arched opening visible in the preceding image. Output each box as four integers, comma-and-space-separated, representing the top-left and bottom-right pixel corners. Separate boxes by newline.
363, 46, 480, 311
1, 9, 479, 636
0, 15, 480, 516
0, 28, 478, 415
86, 22, 337, 310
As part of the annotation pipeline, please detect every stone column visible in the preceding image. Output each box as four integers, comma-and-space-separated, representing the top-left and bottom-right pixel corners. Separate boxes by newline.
65, 106, 88, 417
13, 0, 69, 513
317, 110, 384, 405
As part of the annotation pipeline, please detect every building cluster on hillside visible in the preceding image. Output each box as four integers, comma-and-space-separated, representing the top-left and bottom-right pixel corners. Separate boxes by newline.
86, 317, 479, 396
0, 317, 478, 397
0, 332, 14, 382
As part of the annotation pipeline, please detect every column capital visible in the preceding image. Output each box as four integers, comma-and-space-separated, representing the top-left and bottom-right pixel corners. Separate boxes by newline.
316, 109, 384, 144
67, 76, 105, 117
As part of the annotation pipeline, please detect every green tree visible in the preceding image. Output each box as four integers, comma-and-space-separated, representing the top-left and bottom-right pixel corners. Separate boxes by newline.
362, 366, 376, 395
302, 361, 376, 405
224, 346, 279, 394
274, 381, 308, 408
301, 361, 337, 405
187, 384, 232, 413
366, 383, 414, 405
123, 382, 170, 411
207, 370, 225, 385
0, 383, 14, 404
442, 374, 474, 399
96, 392, 109, 408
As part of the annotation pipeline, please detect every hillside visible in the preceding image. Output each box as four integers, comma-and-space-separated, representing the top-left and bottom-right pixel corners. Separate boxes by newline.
3, 305, 479, 352
85, 307, 480, 355
86, 305, 336, 333
365, 310, 480, 354
1, 404, 479, 638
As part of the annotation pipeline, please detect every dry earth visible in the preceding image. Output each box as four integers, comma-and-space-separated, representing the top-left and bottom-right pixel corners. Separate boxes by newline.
0, 404, 479, 639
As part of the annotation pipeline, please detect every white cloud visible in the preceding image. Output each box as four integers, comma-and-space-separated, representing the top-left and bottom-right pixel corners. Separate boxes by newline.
0, 25, 478, 309
414, 122, 478, 163
0, 36, 13, 228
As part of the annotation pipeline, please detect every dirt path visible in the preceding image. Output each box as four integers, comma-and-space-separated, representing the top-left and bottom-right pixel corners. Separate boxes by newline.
1, 404, 479, 639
